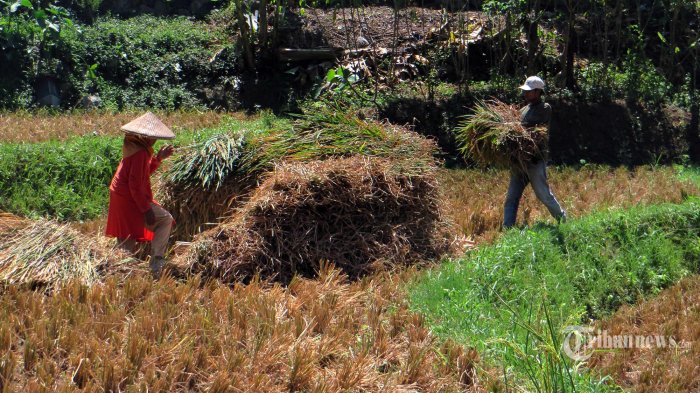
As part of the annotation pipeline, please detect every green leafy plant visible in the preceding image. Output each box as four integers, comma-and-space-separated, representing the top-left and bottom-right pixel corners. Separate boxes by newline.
59, 15, 232, 109
0, 0, 76, 107
5, 0, 74, 75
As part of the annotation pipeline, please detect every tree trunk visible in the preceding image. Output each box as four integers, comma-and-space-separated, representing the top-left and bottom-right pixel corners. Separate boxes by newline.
235, 0, 255, 70
501, 11, 513, 74
526, 18, 539, 75
614, 0, 623, 60
560, 2, 577, 91
602, 1, 609, 68
277, 48, 343, 62
565, 21, 576, 90
259, 0, 268, 48
688, 51, 700, 162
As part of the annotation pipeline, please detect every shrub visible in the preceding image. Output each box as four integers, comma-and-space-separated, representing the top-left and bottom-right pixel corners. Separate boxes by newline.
60, 15, 235, 110
0, 2, 74, 109
0, 14, 238, 110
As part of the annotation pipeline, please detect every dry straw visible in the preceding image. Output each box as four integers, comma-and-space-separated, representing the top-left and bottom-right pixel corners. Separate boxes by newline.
158, 109, 437, 241
455, 100, 547, 171
180, 155, 450, 283
0, 211, 25, 234
0, 264, 484, 391
0, 219, 136, 287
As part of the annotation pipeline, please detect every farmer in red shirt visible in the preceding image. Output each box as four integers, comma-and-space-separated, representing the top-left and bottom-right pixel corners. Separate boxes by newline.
105, 112, 175, 278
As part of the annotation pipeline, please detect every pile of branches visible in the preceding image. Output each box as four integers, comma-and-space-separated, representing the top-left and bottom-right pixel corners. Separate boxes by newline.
455, 100, 546, 170
0, 219, 135, 287
158, 109, 436, 241
179, 155, 450, 284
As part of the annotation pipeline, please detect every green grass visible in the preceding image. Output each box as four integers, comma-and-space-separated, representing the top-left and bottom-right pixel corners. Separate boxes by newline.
0, 113, 290, 221
409, 199, 700, 391
675, 164, 700, 189
0, 136, 122, 221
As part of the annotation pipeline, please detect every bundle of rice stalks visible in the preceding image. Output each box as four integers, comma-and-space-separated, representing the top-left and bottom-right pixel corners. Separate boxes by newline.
238, 110, 435, 176
455, 100, 546, 170
180, 155, 450, 283
0, 220, 135, 287
168, 132, 245, 191
158, 109, 437, 241
158, 133, 248, 239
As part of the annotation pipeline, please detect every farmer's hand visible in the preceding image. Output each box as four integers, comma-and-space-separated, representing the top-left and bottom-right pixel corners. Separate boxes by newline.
144, 208, 156, 226
157, 145, 175, 161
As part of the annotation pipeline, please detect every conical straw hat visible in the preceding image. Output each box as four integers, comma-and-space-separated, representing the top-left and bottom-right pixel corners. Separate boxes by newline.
120, 112, 175, 140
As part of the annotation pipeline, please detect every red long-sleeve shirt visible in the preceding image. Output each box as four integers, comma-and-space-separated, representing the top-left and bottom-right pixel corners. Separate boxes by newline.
109, 149, 161, 213
105, 149, 161, 241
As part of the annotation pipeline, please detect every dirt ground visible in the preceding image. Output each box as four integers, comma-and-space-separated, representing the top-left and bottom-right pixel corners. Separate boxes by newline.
280, 6, 489, 50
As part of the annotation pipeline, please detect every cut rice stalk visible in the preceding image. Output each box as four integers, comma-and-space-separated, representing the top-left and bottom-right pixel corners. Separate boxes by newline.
0, 220, 135, 286
455, 99, 547, 171
180, 155, 451, 284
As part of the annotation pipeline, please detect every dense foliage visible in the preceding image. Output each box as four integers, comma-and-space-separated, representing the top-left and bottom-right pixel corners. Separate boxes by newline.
60, 15, 237, 110
1, 10, 238, 110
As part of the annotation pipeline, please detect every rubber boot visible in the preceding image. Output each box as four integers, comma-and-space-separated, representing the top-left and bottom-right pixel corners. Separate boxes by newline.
149, 257, 165, 279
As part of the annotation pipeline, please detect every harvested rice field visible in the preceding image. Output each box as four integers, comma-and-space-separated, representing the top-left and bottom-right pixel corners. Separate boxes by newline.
588, 275, 700, 392
1, 110, 699, 392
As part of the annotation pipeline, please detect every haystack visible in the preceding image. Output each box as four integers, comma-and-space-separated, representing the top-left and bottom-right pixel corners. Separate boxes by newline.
0, 211, 26, 234
179, 155, 450, 283
0, 219, 136, 287
455, 100, 547, 170
158, 110, 437, 241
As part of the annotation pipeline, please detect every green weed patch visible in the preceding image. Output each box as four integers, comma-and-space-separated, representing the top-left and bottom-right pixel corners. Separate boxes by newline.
0, 136, 122, 221
409, 200, 700, 391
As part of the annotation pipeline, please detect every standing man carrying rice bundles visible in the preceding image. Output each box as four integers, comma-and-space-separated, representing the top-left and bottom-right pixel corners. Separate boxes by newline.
503, 76, 566, 228
105, 112, 176, 278
455, 75, 566, 228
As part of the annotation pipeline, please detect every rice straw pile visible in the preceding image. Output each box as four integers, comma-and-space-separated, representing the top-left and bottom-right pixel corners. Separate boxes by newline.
158, 109, 437, 241
157, 133, 248, 239
180, 155, 450, 283
455, 100, 547, 170
0, 211, 27, 234
237, 110, 434, 175
0, 219, 135, 286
